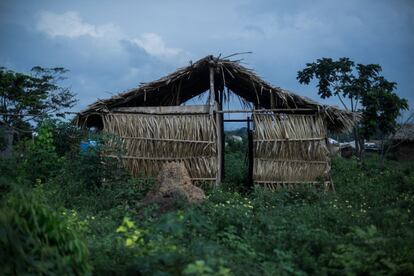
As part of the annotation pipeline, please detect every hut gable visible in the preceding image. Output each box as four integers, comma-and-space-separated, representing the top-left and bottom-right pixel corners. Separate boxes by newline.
75, 55, 358, 132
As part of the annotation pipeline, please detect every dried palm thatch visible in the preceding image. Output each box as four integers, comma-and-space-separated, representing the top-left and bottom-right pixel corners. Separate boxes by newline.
253, 112, 332, 189
74, 55, 359, 133
102, 111, 217, 183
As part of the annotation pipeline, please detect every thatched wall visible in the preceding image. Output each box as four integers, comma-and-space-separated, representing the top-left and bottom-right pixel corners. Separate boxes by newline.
102, 107, 217, 183
253, 113, 331, 189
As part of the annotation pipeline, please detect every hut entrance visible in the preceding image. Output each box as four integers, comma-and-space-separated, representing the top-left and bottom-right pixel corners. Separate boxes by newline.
222, 116, 254, 190
102, 105, 218, 186
251, 111, 332, 190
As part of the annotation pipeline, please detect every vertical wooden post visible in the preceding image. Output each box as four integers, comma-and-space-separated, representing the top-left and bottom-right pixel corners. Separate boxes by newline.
219, 89, 225, 180
247, 116, 254, 190
322, 112, 335, 192
209, 64, 223, 185
209, 66, 216, 115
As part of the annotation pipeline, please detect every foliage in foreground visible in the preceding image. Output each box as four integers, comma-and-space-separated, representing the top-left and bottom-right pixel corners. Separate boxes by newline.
0, 122, 413, 275
84, 157, 413, 275
0, 188, 91, 275
6, 157, 409, 275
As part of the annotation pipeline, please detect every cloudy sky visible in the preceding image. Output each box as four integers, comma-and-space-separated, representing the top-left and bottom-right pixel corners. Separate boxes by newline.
1, 0, 413, 122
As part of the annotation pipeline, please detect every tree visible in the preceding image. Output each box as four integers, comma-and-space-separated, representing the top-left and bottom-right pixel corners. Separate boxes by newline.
297, 58, 408, 162
0, 66, 77, 133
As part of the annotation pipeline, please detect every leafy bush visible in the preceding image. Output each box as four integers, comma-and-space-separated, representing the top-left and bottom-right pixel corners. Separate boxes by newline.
223, 151, 248, 192
97, 156, 413, 275
0, 188, 91, 275
0, 156, 21, 198
3, 124, 414, 275
19, 122, 61, 183
50, 120, 84, 156
0, 128, 7, 151
59, 132, 129, 188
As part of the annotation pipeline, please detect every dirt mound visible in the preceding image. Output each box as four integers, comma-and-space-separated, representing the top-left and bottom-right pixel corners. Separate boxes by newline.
143, 162, 206, 212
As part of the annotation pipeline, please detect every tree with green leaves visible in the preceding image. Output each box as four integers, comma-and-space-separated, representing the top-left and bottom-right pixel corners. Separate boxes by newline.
0, 66, 77, 133
297, 58, 408, 161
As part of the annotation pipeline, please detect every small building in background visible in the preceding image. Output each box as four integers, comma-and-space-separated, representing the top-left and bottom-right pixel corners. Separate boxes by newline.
391, 124, 414, 161
339, 143, 354, 159
327, 138, 340, 157
229, 135, 243, 142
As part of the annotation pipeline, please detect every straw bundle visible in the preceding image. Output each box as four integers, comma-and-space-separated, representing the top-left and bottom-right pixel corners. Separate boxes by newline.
121, 157, 216, 180
253, 113, 330, 187
257, 181, 331, 190
102, 113, 217, 182
255, 140, 328, 161
253, 159, 330, 182
254, 113, 326, 140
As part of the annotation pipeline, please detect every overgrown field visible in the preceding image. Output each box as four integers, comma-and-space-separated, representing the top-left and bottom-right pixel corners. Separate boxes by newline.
1, 123, 414, 275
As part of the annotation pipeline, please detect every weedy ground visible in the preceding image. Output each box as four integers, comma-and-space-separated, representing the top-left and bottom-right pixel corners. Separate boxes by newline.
1, 124, 413, 275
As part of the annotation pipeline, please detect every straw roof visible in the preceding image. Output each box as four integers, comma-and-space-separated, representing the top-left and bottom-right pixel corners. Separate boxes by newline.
75, 55, 359, 132
393, 124, 414, 141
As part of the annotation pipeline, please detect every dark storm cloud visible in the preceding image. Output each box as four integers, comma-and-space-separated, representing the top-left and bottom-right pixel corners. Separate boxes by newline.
0, 0, 413, 116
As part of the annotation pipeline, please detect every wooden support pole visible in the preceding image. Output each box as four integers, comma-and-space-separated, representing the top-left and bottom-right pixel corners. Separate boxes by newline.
219, 89, 225, 180
209, 65, 223, 185
247, 116, 254, 190
323, 114, 335, 192
209, 66, 216, 115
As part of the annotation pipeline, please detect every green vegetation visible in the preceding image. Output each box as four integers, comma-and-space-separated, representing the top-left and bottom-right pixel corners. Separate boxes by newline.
1, 123, 413, 275
0, 189, 91, 275
223, 129, 248, 192
0, 66, 76, 133
297, 58, 408, 161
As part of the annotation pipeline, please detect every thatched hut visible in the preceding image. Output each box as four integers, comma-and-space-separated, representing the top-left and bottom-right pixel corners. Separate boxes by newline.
75, 55, 358, 190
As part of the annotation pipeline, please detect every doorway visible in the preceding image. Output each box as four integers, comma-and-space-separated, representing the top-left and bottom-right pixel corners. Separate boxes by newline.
223, 115, 254, 191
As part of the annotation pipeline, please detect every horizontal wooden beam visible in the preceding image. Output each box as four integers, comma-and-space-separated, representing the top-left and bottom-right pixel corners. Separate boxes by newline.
254, 180, 330, 184
254, 158, 328, 164
217, 108, 316, 114
106, 155, 215, 160
119, 136, 215, 144
223, 119, 251, 122
111, 105, 210, 115
254, 181, 332, 191
254, 137, 325, 142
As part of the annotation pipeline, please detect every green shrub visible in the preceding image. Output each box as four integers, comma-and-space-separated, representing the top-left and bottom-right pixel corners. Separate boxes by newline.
59, 132, 129, 189
0, 128, 7, 151
50, 120, 84, 156
222, 151, 248, 192
0, 189, 91, 275
19, 122, 61, 183
7, 137, 414, 275
0, 156, 20, 198
99, 156, 414, 275
46, 176, 154, 214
